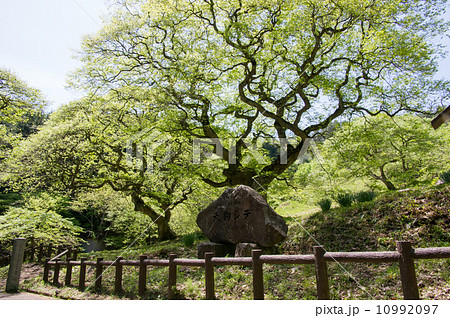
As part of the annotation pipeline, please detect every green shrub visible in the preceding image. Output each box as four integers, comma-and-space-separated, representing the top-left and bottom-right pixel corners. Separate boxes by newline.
355, 190, 377, 203
181, 232, 205, 247
0, 207, 84, 249
317, 198, 332, 212
335, 193, 354, 207
182, 233, 197, 247
440, 171, 450, 184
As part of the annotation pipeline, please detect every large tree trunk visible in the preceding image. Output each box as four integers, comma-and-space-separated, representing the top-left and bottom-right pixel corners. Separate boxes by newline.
131, 193, 176, 241
379, 178, 397, 191
156, 219, 176, 241
203, 139, 308, 194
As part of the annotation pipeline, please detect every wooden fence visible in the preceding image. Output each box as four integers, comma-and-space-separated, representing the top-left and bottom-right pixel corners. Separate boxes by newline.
1, 242, 78, 266
24, 243, 79, 264
43, 241, 450, 300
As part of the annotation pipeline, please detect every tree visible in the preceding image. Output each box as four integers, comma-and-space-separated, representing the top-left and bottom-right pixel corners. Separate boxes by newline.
6, 96, 199, 240
70, 0, 450, 191
0, 68, 47, 164
320, 114, 450, 190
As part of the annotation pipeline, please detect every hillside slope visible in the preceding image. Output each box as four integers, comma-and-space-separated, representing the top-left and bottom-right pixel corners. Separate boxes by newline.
283, 184, 450, 253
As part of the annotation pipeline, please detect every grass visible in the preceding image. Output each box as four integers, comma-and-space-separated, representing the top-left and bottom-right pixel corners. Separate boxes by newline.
2, 184, 450, 300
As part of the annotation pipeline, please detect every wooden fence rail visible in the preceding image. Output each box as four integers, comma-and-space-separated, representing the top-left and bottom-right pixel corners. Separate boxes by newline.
1, 243, 79, 266
42, 241, 450, 300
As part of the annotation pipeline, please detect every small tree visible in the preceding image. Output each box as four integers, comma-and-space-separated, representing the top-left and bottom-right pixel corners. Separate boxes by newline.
70, 187, 158, 248
321, 114, 450, 190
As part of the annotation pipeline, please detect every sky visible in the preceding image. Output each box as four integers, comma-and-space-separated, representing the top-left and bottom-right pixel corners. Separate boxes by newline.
1, 0, 450, 112
0, 0, 107, 111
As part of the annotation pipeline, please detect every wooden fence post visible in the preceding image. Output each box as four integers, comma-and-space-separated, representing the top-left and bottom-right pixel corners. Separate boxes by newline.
204, 252, 215, 300
397, 241, 420, 300
53, 258, 61, 286
114, 257, 123, 294
95, 257, 104, 292
30, 242, 35, 262
43, 258, 50, 283
79, 257, 87, 291
65, 257, 73, 287
168, 254, 177, 300
47, 244, 53, 258
72, 248, 78, 261
252, 249, 264, 300
57, 246, 63, 257
314, 246, 330, 300
66, 247, 72, 262
38, 244, 44, 263
139, 255, 148, 297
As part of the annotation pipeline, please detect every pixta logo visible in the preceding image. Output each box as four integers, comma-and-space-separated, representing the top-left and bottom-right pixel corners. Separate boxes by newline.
192, 137, 316, 165
126, 129, 173, 172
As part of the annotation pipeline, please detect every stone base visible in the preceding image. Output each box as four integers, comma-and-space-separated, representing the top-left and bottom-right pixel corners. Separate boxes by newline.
197, 242, 236, 259
235, 243, 281, 257
234, 243, 259, 257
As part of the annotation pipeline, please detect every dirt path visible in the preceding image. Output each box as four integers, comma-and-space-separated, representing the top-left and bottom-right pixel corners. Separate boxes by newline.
0, 263, 44, 290
0, 291, 55, 300
0, 263, 53, 300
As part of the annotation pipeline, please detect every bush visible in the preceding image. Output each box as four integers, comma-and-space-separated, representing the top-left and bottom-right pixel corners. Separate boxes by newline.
317, 198, 332, 212
335, 193, 354, 207
440, 171, 450, 184
182, 233, 197, 247
355, 190, 377, 203
181, 232, 205, 247
0, 207, 84, 249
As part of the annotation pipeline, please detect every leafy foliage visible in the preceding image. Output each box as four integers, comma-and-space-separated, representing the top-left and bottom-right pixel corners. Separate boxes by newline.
0, 207, 83, 250
5, 98, 199, 240
0, 192, 22, 215
0, 67, 46, 118
0, 68, 47, 164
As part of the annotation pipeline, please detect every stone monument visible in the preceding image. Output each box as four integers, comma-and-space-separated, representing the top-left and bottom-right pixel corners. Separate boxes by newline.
5, 238, 26, 293
196, 185, 288, 257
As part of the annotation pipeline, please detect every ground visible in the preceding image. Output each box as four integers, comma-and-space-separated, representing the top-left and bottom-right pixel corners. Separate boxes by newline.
0, 291, 53, 300
0, 263, 55, 300
0, 263, 44, 291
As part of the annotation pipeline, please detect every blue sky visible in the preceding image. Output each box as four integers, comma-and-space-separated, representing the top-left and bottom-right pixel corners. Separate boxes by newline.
1, 0, 450, 112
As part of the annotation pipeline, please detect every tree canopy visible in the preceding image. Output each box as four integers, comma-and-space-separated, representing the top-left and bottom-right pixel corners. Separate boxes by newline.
6, 96, 198, 240
0, 68, 47, 169
70, 0, 450, 190
0, 67, 46, 122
